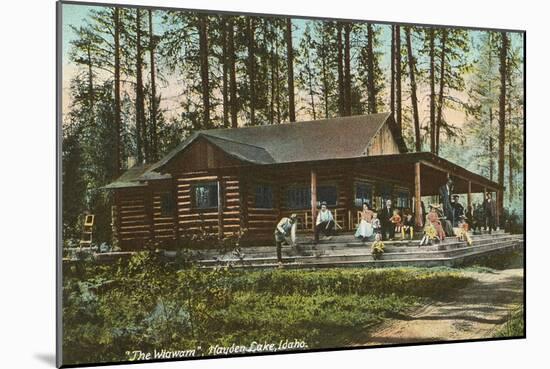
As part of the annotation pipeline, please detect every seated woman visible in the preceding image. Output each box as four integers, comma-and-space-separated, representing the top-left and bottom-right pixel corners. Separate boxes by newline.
355, 202, 374, 241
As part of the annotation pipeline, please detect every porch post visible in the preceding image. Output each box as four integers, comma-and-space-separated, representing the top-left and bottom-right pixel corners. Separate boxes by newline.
467, 181, 472, 213
495, 189, 500, 229
217, 174, 224, 239
311, 169, 317, 231
414, 162, 422, 228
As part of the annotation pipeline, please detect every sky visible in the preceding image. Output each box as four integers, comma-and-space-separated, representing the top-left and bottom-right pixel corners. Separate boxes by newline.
61, 2, 524, 129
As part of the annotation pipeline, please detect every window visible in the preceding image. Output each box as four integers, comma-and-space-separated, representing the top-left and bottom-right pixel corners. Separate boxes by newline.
255, 184, 274, 208
160, 192, 175, 217
377, 183, 393, 201
192, 182, 219, 209
286, 185, 337, 209
318, 186, 338, 206
395, 190, 410, 209
355, 183, 373, 208
287, 187, 310, 209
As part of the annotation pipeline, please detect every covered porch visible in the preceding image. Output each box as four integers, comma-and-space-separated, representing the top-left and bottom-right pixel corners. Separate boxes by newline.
231, 152, 503, 239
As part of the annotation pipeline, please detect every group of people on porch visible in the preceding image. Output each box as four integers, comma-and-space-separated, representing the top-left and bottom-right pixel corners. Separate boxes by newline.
273, 177, 500, 264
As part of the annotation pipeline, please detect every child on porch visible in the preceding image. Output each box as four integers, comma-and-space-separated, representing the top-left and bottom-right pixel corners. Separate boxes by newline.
456, 214, 473, 246
402, 210, 415, 240
372, 212, 382, 240
390, 209, 402, 236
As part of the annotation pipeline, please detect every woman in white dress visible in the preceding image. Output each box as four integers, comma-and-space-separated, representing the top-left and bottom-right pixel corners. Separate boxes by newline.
355, 203, 374, 240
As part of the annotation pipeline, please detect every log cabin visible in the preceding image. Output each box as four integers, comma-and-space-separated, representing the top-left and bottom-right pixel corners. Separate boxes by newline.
104, 113, 503, 250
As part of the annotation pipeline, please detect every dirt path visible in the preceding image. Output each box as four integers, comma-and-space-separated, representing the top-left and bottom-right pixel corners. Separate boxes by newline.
361, 268, 524, 346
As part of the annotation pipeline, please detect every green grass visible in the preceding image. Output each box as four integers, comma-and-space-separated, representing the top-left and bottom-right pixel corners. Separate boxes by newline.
62, 255, 474, 365
494, 305, 525, 338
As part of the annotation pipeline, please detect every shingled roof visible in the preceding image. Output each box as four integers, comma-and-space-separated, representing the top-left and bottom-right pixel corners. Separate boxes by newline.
102, 163, 171, 189
151, 112, 406, 170
106, 113, 407, 189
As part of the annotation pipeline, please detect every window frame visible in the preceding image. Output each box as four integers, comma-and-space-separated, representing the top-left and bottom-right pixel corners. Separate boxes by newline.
191, 181, 220, 210
286, 185, 311, 210
159, 191, 175, 217
354, 181, 374, 209
254, 182, 274, 209
285, 183, 338, 209
317, 184, 338, 207
394, 188, 410, 209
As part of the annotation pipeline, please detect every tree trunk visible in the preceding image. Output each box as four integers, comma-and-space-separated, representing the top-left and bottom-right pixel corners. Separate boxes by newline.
135, 9, 146, 163
322, 54, 329, 118
390, 25, 395, 119
227, 17, 238, 128
498, 32, 508, 213
344, 22, 352, 116
247, 17, 256, 126
269, 24, 276, 125
221, 17, 229, 128
395, 25, 402, 130
435, 30, 447, 155
429, 28, 436, 154
489, 108, 494, 181
286, 18, 296, 122
114, 7, 121, 174
275, 33, 281, 124
198, 15, 210, 129
366, 24, 376, 114
148, 9, 158, 160
405, 27, 421, 152
306, 50, 317, 120
507, 64, 514, 204
508, 99, 513, 203
337, 22, 345, 117
86, 44, 94, 117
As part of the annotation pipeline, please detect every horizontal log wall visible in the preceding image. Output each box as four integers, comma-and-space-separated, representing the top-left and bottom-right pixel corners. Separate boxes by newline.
114, 167, 415, 249
116, 187, 150, 250
243, 176, 279, 240
175, 172, 242, 238
151, 181, 176, 241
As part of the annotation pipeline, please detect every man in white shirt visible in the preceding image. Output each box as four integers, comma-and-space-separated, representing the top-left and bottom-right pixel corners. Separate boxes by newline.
315, 201, 335, 243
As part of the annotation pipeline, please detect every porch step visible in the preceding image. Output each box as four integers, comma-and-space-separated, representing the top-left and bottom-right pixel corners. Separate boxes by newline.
195, 234, 523, 269
182, 233, 518, 261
